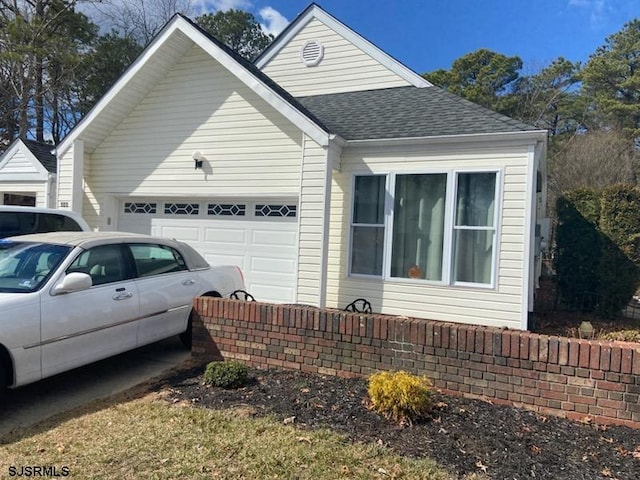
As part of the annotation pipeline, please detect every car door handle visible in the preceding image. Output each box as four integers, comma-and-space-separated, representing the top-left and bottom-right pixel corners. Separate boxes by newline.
182, 279, 196, 286
113, 292, 133, 301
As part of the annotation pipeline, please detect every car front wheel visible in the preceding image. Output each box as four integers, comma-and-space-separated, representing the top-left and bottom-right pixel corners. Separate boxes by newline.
179, 312, 194, 349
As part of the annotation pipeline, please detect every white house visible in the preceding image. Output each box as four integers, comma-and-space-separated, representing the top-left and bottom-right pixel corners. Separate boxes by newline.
56, 4, 547, 330
0, 139, 57, 207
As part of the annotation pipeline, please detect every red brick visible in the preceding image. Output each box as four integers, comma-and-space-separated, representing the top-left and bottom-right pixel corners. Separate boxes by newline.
634, 348, 640, 375
410, 320, 419, 344
621, 348, 633, 374
417, 321, 426, 346
558, 338, 569, 365
529, 335, 539, 362
568, 339, 580, 367
484, 330, 494, 355
600, 344, 611, 370
578, 340, 590, 368
538, 335, 549, 363
611, 346, 622, 372
510, 331, 520, 358
519, 333, 529, 360
549, 337, 559, 364
433, 323, 442, 347
475, 329, 485, 354
449, 325, 459, 350
441, 324, 451, 349
502, 331, 511, 356
466, 327, 476, 352
596, 380, 626, 392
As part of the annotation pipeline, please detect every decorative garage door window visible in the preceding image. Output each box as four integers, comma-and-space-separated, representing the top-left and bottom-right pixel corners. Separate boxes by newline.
255, 204, 297, 217
164, 203, 199, 215
124, 202, 157, 214
208, 204, 246, 216
122, 201, 296, 220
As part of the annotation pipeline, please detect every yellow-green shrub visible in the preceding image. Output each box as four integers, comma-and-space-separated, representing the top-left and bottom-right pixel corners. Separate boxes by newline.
367, 371, 433, 424
203, 360, 249, 389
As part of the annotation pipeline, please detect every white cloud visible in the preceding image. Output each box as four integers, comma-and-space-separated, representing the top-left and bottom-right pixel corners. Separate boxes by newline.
567, 0, 610, 28
259, 6, 289, 37
190, 0, 252, 15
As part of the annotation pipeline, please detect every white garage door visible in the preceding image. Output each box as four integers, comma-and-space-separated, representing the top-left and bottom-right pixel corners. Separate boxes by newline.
118, 199, 298, 303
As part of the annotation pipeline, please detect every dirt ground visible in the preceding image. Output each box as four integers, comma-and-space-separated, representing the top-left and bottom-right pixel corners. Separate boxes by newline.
159, 365, 640, 480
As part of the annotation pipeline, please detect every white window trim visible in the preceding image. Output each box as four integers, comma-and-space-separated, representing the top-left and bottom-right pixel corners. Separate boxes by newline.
348, 168, 503, 289
347, 173, 388, 279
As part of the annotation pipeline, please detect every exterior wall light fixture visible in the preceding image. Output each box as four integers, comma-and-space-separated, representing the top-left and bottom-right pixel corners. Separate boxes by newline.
192, 151, 205, 169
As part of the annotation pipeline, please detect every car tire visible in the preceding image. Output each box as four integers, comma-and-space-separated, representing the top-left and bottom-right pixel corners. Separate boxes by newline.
179, 312, 193, 350
0, 361, 7, 399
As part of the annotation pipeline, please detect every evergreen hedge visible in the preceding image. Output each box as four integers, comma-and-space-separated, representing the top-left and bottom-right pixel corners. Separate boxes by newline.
554, 184, 640, 318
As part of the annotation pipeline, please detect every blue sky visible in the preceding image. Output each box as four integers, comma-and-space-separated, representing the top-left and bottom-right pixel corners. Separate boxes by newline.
206, 0, 639, 74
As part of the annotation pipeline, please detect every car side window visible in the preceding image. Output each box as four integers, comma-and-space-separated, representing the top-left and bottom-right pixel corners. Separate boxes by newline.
67, 244, 129, 286
129, 244, 188, 277
36, 213, 83, 233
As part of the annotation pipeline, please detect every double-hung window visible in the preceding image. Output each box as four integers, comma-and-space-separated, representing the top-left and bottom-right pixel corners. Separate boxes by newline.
350, 175, 386, 276
349, 170, 499, 287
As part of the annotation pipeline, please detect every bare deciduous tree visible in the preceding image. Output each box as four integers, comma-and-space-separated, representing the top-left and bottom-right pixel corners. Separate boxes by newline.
549, 129, 637, 196
88, 0, 195, 44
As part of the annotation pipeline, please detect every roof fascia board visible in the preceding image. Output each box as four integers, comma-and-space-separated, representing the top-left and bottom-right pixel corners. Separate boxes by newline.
59, 16, 330, 156
255, 5, 432, 89
345, 130, 549, 148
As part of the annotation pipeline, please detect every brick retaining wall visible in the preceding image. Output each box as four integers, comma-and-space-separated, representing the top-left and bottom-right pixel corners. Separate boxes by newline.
192, 297, 640, 428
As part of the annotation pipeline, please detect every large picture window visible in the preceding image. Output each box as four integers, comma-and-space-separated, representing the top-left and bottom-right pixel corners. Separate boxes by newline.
350, 170, 499, 287
391, 174, 446, 280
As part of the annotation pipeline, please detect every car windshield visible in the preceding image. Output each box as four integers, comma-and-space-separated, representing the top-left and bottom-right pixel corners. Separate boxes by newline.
0, 240, 71, 293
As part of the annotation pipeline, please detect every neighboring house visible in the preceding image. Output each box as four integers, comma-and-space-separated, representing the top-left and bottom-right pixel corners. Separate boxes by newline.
0, 139, 57, 207
55, 4, 547, 330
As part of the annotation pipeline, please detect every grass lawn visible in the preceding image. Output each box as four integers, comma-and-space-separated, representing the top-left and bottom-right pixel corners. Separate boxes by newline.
0, 392, 464, 480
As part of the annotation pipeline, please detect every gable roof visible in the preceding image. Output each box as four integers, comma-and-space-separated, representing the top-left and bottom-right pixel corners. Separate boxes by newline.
0, 139, 55, 175
23, 140, 56, 172
297, 86, 542, 141
58, 14, 331, 156
254, 3, 431, 89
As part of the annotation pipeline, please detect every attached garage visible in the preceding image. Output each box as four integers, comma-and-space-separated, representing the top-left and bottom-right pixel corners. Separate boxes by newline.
117, 198, 299, 303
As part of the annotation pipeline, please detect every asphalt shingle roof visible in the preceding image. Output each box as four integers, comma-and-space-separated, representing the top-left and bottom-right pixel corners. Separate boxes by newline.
297, 86, 539, 141
23, 139, 56, 173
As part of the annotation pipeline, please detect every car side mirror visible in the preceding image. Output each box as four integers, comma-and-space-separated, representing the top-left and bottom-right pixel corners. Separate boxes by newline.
52, 272, 93, 295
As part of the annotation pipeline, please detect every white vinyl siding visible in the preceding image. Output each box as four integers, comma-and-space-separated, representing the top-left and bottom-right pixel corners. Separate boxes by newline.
327, 142, 532, 329
0, 144, 52, 208
297, 136, 330, 305
261, 19, 411, 96
77, 44, 304, 230
56, 147, 74, 210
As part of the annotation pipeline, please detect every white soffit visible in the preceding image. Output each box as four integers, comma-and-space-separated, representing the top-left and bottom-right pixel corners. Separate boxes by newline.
255, 5, 432, 88
59, 15, 330, 157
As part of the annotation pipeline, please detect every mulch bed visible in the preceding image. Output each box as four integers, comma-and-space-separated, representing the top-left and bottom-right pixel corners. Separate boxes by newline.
159, 365, 640, 480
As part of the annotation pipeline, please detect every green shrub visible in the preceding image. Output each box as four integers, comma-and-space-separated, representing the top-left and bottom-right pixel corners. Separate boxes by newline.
555, 190, 601, 309
555, 185, 640, 318
367, 371, 433, 424
203, 360, 249, 389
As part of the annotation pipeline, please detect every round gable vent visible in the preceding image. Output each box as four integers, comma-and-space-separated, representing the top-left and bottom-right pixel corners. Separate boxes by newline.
300, 40, 324, 66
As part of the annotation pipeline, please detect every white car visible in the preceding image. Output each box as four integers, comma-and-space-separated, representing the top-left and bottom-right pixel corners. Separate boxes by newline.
0, 206, 90, 238
0, 231, 244, 389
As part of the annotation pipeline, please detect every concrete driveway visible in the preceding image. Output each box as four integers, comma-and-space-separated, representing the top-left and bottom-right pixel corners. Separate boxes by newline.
0, 337, 190, 438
